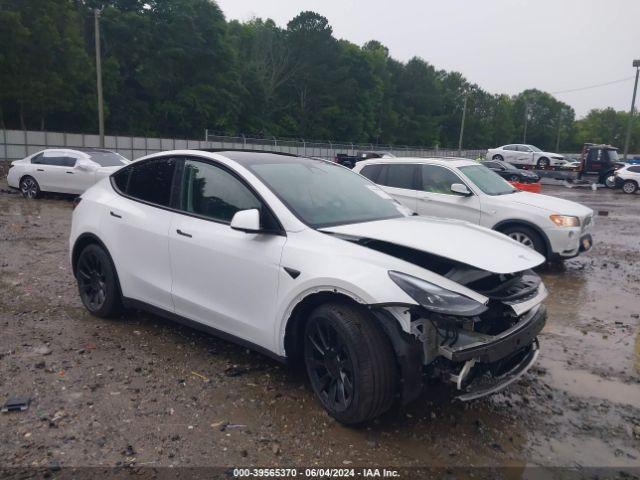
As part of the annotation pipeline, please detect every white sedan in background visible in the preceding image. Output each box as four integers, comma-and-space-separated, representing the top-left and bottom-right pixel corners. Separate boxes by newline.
7, 148, 129, 198
486, 144, 565, 168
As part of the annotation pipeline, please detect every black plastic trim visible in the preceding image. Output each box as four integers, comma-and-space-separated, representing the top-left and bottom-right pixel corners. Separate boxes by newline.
283, 267, 301, 279
443, 304, 546, 363
369, 307, 425, 405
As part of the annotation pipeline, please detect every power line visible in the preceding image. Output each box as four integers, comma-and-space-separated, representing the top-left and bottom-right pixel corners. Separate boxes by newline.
551, 76, 635, 95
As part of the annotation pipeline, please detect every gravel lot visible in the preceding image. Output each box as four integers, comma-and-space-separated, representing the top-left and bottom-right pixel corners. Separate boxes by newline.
0, 181, 639, 475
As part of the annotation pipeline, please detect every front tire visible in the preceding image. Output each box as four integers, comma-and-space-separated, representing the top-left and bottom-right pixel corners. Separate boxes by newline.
304, 302, 398, 425
622, 180, 638, 194
76, 244, 123, 318
537, 157, 550, 169
19, 176, 41, 199
500, 225, 547, 258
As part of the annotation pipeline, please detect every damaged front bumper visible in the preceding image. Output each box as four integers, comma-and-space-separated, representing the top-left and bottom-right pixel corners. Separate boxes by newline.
371, 270, 548, 404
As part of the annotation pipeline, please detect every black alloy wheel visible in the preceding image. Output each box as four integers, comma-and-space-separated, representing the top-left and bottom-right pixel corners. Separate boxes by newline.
76, 244, 122, 318
305, 316, 355, 413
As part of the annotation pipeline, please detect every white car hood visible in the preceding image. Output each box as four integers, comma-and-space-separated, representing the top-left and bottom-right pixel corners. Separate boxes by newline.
320, 216, 545, 274
507, 192, 592, 216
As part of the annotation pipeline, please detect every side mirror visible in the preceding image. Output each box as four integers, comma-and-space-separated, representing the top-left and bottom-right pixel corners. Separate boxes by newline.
451, 183, 472, 196
76, 160, 97, 172
230, 209, 262, 233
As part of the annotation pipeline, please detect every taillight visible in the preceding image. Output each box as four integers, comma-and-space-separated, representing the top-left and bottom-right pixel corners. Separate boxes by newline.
73, 196, 82, 209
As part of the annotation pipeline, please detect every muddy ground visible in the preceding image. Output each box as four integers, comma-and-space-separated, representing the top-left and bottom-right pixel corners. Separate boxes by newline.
0, 180, 639, 476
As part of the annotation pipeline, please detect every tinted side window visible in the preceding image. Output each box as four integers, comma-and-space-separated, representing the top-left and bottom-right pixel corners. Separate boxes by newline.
484, 162, 499, 169
420, 165, 466, 196
503, 145, 516, 151
359, 164, 382, 182
516, 145, 531, 152
127, 158, 177, 206
112, 168, 131, 192
377, 164, 416, 189
628, 166, 640, 173
34, 155, 76, 167
180, 160, 262, 224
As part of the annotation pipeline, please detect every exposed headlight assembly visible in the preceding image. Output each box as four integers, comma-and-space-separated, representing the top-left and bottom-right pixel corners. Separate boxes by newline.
388, 271, 488, 317
549, 214, 580, 227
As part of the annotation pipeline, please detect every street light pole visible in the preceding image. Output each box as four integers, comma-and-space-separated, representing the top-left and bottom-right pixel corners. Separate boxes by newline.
458, 93, 467, 157
623, 60, 640, 161
94, 8, 105, 148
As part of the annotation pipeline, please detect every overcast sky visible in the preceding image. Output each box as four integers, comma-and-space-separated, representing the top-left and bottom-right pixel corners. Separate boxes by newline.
216, 0, 640, 118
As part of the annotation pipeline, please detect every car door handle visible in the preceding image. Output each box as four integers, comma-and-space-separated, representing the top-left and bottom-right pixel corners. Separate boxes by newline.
110, 211, 122, 219
36, 168, 44, 172
66, 171, 74, 174
176, 229, 192, 238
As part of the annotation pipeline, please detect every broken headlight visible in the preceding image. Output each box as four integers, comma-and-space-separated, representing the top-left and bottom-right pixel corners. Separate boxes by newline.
388, 271, 488, 317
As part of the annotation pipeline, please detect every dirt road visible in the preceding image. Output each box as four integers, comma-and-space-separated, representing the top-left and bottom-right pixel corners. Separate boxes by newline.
1, 181, 639, 475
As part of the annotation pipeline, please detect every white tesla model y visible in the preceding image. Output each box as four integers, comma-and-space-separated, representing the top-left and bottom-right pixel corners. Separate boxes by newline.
69, 150, 548, 424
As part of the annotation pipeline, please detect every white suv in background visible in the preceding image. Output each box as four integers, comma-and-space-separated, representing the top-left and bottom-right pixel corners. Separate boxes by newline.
486, 144, 565, 168
354, 158, 594, 262
614, 164, 640, 194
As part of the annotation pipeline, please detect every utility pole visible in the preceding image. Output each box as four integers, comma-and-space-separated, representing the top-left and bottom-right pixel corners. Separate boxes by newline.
623, 60, 640, 160
555, 108, 563, 152
522, 104, 529, 143
458, 93, 467, 157
94, 8, 105, 148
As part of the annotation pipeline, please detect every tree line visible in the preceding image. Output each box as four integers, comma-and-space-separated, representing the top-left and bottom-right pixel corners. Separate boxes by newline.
1, 0, 638, 152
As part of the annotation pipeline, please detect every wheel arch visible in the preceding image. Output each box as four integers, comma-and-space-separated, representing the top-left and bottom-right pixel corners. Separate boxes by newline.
281, 288, 424, 404
283, 289, 365, 366
492, 219, 551, 259
72, 233, 125, 300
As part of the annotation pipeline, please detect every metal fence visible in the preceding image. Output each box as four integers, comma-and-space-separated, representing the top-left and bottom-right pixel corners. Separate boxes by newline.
204, 131, 487, 160
0, 129, 215, 163
0, 128, 487, 166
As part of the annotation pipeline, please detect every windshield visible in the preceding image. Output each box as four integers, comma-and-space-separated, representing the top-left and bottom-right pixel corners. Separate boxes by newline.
247, 160, 408, 228
526, 145, 542, 152
459, 165, 517, 196
88, 151, 128, 167
607, 149, 619, 162
504, 162, 519, 170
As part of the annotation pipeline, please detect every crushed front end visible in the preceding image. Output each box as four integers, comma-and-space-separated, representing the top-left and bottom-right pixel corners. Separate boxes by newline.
373, 266, 547, 403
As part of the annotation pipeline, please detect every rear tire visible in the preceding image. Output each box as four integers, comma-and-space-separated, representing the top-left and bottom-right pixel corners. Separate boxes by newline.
492, 154, 504, 161
304, 302, 398, 425
76, 244, 123, 318
19, 176, 41, 199
622, 180, 638, 194
499, 225, 547, 258
604, 174, 616, 189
